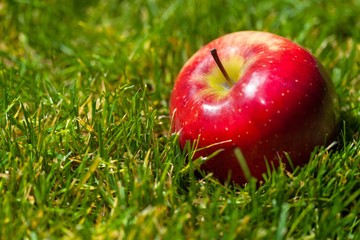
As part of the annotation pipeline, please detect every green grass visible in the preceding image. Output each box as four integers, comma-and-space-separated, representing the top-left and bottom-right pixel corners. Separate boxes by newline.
1, 0, 360, 239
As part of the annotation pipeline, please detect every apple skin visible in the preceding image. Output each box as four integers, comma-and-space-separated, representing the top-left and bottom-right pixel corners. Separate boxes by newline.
170, 31, 339, 184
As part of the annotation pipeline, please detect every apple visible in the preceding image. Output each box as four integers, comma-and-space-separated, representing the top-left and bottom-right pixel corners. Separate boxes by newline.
169, 31, 339, 184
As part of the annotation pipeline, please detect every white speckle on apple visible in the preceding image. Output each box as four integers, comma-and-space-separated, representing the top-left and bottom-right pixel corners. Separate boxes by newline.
270, 100, 275, 104
260, 99, 266, 105
304, 59, 308, 62
295, 79, 299, 83
246, 131, 249, 135
215, 137, 219, 141
309, 82, 313, 86
225, 127, 229, 131
214, 125, 218, 129
237, 135, 241, 138
238, 108, 242, 112
264, 123, 267, 127
298, 101, 301, 105
202, 137, 205, 141
248, 120, 252, 124
268, 119, 272, 122
262, 64, 266, 67
277, 110, 281, 114
265, 109, 269, 112
281, 93, 285, 96
269, 60, 274, 63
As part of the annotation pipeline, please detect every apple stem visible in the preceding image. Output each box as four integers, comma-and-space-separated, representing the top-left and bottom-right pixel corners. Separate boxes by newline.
210, 48, 234, 87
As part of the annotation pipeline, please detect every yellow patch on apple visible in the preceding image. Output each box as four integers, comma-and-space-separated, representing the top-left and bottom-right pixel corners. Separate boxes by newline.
204, 56, 245, 98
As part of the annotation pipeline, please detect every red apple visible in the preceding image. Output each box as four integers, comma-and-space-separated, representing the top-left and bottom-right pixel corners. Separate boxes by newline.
170, 31, 339, 184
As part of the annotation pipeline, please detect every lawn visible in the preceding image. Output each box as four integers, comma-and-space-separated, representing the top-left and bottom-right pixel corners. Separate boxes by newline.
1, 0, 360, 239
